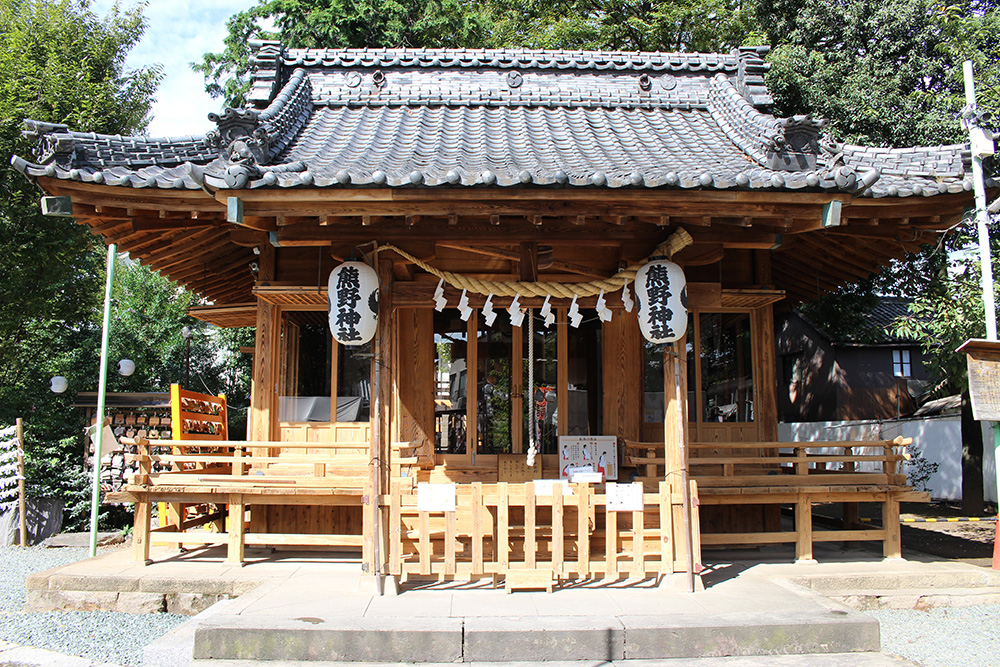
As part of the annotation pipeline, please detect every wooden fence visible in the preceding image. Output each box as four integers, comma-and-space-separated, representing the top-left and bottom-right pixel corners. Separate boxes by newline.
382, 480, 700, 586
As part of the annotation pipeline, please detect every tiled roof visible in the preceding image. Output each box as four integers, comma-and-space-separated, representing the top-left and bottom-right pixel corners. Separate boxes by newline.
12, 44, 990, 198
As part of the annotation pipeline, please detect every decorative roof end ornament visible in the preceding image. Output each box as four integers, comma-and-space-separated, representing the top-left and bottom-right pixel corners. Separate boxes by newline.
22, 120, 75, 167
205, 107, 306, 189
247, 40, 284, 107
765, 115, 829, 172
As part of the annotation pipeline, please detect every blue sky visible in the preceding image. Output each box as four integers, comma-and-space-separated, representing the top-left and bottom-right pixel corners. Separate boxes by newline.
91, 1, 256, 137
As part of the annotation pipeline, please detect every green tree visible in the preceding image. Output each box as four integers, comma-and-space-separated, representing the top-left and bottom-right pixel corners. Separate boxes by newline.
0, 0, 160, 526
890, 237, 998, 512
758, 0, 998, 146
484, 0, 762, 53
195, 0, 493, 107
0, 0, 161, 428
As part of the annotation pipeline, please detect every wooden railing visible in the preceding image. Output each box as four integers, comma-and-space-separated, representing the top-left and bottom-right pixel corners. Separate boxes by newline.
114, 438, 392, 565
624, 437, 927, 561
382, 479, 700, 590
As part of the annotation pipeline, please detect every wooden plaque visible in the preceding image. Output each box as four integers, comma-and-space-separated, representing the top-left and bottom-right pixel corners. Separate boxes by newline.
498, 454, 543, 482
959, 339, 1000, 421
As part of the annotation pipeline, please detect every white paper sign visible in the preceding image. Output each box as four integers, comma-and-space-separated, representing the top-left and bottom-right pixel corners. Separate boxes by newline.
570, 471, 604, 484
417, 483, 456, 512
606, 482, 644, 512
558, 435, 618, 481
533, 479, 573, 496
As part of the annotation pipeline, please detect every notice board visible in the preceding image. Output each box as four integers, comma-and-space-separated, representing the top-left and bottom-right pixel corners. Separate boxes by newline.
558, 435, 618, 481
959, 339, 1000, 421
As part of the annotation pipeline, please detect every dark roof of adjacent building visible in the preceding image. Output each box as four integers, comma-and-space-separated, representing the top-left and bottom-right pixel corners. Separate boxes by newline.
12, 43, 989, 198
794, 297, 921, 347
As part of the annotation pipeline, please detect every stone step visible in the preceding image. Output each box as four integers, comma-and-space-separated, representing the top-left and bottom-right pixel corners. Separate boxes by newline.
188, 654, 918, 667
830, 586, 1000, 610
789, 567, 1000, 593
184, 610, 879, 663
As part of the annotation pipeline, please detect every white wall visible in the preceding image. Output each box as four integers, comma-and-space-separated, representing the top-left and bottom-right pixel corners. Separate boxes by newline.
779, 417, 971, 501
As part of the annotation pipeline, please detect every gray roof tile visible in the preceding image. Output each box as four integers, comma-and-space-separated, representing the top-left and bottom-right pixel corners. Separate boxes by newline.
13, 45, 990, 198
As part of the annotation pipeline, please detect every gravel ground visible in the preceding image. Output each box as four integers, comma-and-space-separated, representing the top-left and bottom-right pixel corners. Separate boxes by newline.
870, 604, 1000, 667
0, 544, 187, 667
3, 543, 1000, 666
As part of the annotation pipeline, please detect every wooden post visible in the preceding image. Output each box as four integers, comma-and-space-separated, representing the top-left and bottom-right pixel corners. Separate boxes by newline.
131, 437, 152, 563
132, 492, 152, 564
15, 418, 27, 548
658, 481, 674, 574
883, 492, 902, 559
605, 504, 618, 580
498, 482, 510, 575
227, 493, 245, 565
552, 487, 564, 578
664, 342, 696, 591
472, 482, 484, 576
368, 255, 394, 580
525, 482, 536, 569
577, 483, 591, 578
795, 497, 814, 562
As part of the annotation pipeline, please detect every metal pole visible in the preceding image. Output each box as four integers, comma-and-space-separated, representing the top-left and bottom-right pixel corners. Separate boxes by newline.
16, 418, 27, 548
964, 61, 997, 341
90, 244, 117, 557
965, 61, 1000, 569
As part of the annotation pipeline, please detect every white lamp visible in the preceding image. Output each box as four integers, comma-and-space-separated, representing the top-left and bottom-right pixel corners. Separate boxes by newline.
118, 359, 135, 377
50, 376, 68, 394
328, 260, 379, 345
634, 257, 687, 343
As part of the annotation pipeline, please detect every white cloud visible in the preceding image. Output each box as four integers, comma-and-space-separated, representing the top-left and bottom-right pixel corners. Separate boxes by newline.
91, 0, 253, 137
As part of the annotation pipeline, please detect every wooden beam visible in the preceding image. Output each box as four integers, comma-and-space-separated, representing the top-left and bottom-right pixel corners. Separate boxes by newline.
520, 242, 539, 282
131, 218, 220, 233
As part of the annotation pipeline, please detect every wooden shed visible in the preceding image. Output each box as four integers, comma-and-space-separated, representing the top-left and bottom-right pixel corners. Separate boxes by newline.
14, 43, 989, 587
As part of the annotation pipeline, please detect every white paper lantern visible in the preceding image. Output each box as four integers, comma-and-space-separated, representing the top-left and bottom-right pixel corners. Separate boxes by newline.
328, 260, 379, 345
50, 376, 68, 393
633, 257, 687, 343
118, 359, 135, 377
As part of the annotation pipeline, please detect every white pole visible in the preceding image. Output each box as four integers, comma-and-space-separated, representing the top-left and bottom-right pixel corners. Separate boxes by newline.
89, 244, 116, 557
964, 61, 997, 341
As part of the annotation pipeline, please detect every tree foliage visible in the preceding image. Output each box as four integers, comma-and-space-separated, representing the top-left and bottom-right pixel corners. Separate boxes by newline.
195, 0, 493, 107
483, 0, 763, 53
0, 0, 161, 424
758, 0, 989, 146
0, 1, 163, 522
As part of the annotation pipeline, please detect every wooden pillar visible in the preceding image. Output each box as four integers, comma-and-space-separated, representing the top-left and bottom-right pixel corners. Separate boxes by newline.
132, 492, 151, 564
663, 339, 685, 492
227, 493, 245, 565
795, 497, 814, 562
883, 493, 902, 559
365, 256, 394, 576
753, 304, 778, 441
250, 243, 277, 443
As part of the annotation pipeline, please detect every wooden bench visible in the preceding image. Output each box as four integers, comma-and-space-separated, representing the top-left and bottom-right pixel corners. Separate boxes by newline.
623, 437, 928, 561
109, 438, 415, 565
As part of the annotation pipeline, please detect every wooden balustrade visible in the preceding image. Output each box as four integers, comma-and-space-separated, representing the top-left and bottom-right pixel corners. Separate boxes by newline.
624, 436, 928, 561
381, 479, 699, 590
109, 438, 411, 566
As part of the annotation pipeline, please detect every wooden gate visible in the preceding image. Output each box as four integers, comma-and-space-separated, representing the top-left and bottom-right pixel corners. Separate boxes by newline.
383, 480, 699, 584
